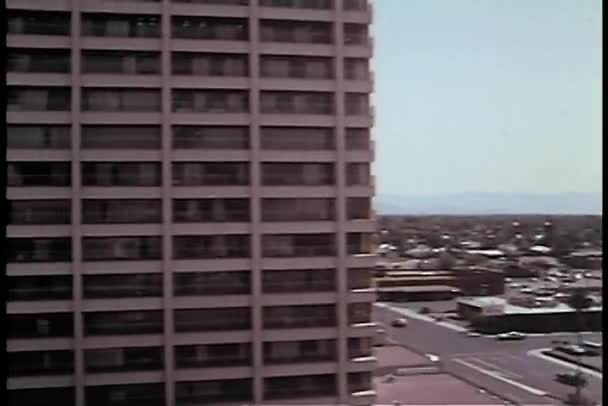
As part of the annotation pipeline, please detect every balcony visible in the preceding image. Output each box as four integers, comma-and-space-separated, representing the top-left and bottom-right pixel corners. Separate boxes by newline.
175, 343, 251, 368
173, 199, 249, 223
8, 275, 72, 302
7, 313, 73, 339
82, 237, 162, 261
174, 308, 251, 332
263, 269, 335, 293
8, 87, 71, 112
174, 271, 250, 296
8, 387, 75, 406
264, 375, 336, 400
85, 347, 163, 373
263, 305, 336, 329
7, 125, 71, 150
172, 16, 248, 42
173, 235, 250, 259
7, 11, 71, 37
175, 379, 252, 405
262, 234, 335, 258
86, 383, 164, 406
82, 88, 161, 112
8, 350, 74, 377
260, 91, 334, 115
264, 339, 336, 365
173, 162, 250, 187
81, 14, 161, 38
83, 274, 163, 298
262, 163, 335, 186
7, 237, 72, 263
84, 311, 163, 336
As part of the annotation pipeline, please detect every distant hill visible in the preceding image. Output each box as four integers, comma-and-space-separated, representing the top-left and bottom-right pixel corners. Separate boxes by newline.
374, 193, 602, 215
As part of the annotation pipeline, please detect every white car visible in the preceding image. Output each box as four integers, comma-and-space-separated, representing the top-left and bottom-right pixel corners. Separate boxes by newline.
467, 332, 481, 337
496, 331, 526, 341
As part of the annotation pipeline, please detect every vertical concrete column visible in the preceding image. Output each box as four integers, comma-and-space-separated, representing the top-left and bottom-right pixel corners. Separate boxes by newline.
248, 0, 264, 403
160, 1, 175, 405
333, 0, 349, 403
69, 2, 85, 405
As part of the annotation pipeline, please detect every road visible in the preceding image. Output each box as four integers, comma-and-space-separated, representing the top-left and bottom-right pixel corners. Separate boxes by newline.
375, 303, 603, 405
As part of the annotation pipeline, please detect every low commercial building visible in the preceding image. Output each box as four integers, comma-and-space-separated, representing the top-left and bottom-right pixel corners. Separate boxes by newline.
453, 266, 504, 296
566, 250, 603, 270
457, 297, 603, 334
376, 285, 458, 302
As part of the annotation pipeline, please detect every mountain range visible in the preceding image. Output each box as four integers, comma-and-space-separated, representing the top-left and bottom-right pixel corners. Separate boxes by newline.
374, 193, 602, 215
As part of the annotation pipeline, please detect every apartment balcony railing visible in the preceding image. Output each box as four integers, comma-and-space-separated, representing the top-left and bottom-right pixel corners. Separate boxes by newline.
8, 56, 71, 73
9, 357, 73, 377
174, 319, 250, 332
83, 285, 162, 299
85, 321, 163, 336
81, 19, 161, 38
173, 0, 248, 4
174, 283, 249, 296
260, 0, 331, 9
263, 281, 335, 293
265, 384, 336, 400
8, 287, 72, 302
263, 246, 335, 258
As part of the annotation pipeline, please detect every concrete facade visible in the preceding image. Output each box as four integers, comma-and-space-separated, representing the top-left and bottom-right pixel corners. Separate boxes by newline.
6, 1, 377, 405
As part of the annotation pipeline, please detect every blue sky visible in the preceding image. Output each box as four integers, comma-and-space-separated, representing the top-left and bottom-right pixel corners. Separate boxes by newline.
371, 0, 602, 196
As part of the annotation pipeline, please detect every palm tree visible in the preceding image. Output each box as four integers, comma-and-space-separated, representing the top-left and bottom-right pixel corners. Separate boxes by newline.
566, 289, 593, 405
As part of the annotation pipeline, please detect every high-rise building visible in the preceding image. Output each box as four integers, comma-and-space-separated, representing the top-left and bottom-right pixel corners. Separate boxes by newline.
6, 0, 376, 405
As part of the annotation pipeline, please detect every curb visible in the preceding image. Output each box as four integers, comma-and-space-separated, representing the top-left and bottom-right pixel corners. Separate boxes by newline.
540, 350, 603, 373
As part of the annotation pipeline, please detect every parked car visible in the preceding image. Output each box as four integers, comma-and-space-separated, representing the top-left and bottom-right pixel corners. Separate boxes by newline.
557, 345, 587, 356
496, 331, 526, 341
391, 317, 408, 328
467, 331, 481, 337
556, 372, 587, 387
583, 340, 602, 350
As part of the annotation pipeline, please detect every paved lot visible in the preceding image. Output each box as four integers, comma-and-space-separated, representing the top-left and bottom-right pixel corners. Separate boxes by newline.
375, 303, 603, 405
374, 344, 433, 370
374, 373, 510, 405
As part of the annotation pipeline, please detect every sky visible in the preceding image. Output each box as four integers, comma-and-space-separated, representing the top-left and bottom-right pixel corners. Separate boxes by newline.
371, 0, 602, 196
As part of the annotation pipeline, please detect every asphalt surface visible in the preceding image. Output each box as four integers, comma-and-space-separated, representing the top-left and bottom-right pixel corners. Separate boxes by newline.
374, 303, 603, 405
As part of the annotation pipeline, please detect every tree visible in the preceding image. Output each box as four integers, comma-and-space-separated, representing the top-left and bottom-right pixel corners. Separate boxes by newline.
566, 289, 593, 405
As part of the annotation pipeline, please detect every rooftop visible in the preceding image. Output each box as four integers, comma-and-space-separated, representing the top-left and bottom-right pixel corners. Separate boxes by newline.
374, 373, 505, 405
376, 285, 457, 293
458, 296, 603, 315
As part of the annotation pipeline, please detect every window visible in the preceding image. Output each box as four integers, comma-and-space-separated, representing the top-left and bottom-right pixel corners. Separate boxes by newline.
82, 237, 162, 261
175, 379, 252, 404
7, 313, 73, 338
172, 163, 249, 186
260, 0, 330, 9
82, 126, 161, 149
262, 198, 335, 221
175, 343, 251, 368
260, 127, 334, 150
8, 388, 75, 406
264, 340, 336, 364
172, 90, 248, 113
345, 58, 369, 80
262, 163, 335, 186
7, 126, 70, 149
262, 234, 335, 257
83, 199, 161, 224
346, 128, 370, 150
8, 275, 72, 301
174, 271, 250, 295
8, 10, 71, 36
82, 88, 161, 112
83, 274, 163, 298
85, 347, 163, 373
82, 51, 161, 75
345, 93, 370, 115
173, 199, 250, 222
260, 92, 333, 114
260, 20, 332, 43
347, 197, 370, 219
344, 0, 368, 10
344, 23, 368, 45
347, 233, 373, 255
172, 126, 249, 149
8, 350, 74, 377
349, 303, 372, 324
8, 49, 70, 73
7, 238, 71, 263
172, 53, 248, 76
346, 162, 370, 186
8, 162, 71, 187
263, 305, 336, 329
9, 200, 71, 225
84, 311, 163, 336
264, 375, 336, 399
263, 269, 335, 293
349, 268, 372, 290
173, 235, 250, 259
82, 14, 161, 38
8, 86, 71, 111
348, 337, 373, 358
82, 162, 161, 186
86, 384, 164, 406
349, 372, 372, 393
260, 56, 333, 79
174, 308, 251, 332
172, 16, 248, 40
